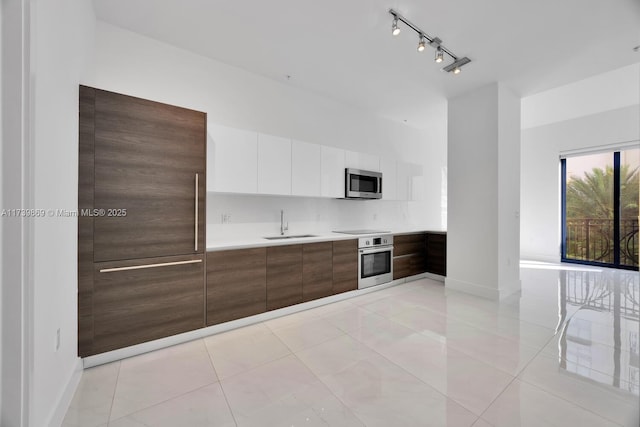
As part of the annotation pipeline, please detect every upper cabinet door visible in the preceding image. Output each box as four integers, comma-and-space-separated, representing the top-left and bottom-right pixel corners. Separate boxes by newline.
258, 133, 292, 195
380, 158, 398, 201
93, 89, 206, 262
397, 161, 424, 201
207, 123, 258, 194
292, 140, 321, 197
320, 146, 345, 198
345, 150, 380, 172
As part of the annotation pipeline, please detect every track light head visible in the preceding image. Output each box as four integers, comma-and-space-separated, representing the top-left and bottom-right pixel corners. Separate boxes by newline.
435, 46, 443, 63
442, 57, 471, 74
392, 17, 400, 36
417, 36, 426, 52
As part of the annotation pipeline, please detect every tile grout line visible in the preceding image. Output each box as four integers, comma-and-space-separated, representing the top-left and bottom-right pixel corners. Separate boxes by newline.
473, 315, 567, 422
107, 340, 226, 425
203, 336, 240, 427
287, 351, 370, 427
105, 361, 122, 427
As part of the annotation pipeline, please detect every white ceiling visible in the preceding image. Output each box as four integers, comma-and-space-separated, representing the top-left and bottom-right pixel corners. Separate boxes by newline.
93, 0, 640, 129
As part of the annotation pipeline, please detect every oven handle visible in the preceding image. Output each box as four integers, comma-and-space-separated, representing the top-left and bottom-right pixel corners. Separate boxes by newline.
359, 246, 394, 255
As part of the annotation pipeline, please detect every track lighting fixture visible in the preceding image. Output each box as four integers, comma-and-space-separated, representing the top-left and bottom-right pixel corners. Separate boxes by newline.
389, 9, 471, 75
391, 17, 400, 36
417, 36, 426, 52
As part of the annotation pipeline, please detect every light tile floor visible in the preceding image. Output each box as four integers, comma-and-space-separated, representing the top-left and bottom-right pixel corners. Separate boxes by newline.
63, 262, 639, 426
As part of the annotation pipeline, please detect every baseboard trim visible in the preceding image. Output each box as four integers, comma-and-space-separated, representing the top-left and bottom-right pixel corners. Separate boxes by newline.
48, 357, 83, 427
445, 277, 522, 300
445, 277, 500, 300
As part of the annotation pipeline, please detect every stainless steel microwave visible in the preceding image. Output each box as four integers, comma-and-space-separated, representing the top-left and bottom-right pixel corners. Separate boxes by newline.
345, 168, 382, 199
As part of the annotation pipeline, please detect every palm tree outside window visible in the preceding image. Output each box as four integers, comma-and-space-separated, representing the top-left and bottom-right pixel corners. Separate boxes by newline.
561, 148, 639, 270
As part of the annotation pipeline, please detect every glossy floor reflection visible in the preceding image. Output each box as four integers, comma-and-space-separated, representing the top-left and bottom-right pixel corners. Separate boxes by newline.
63, 262, 639, 426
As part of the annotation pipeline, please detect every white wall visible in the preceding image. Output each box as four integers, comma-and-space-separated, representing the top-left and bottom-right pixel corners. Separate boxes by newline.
2, 1, 30, 425
30, 0, 95, 426
89, 22, 448, 233
521, 64, 640, 262
0, 0, 4, 419
446, 83, 521, 300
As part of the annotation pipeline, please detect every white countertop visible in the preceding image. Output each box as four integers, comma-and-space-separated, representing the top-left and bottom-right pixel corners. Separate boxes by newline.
206, 228, 445, 251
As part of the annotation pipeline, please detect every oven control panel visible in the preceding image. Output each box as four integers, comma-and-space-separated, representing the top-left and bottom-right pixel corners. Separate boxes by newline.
358, 234, 393, 249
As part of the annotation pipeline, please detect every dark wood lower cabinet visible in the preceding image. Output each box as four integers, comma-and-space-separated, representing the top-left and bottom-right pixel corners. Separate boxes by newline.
90, 254, 205, 356
393, 232, 447, 279
426, 232, 447, 276
303, 242, 333, 302
393, 233, 427, 279
332, 239, 358, 294
393, 254, 426, 279
206, 248, 266, 326
267, 245, 303, 310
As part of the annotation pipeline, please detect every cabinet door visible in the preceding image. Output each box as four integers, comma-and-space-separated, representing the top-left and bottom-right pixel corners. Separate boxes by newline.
426, 233, 447, 276
397, 161, 424, 201
303, 242, 333, 302
394, 233, 426, 256
90, 254, 205, 355
93, 89, 206, 262
258, 133, 291, 195
345, 150, 380, 172
320, 146, 346, 198
332, 239, 357, 294
207, 248, 266, 326
207, 122, 258, 193
267, 245, 303, 310
292, 140, 321, 197
380, 158, 398, 201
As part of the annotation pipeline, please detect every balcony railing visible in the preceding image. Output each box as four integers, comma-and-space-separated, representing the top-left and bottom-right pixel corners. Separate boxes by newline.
566, 218, 639, 267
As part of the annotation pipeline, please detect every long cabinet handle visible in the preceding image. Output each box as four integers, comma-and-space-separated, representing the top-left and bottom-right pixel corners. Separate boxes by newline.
99, 259, 202, 273
195, 173, 199, 252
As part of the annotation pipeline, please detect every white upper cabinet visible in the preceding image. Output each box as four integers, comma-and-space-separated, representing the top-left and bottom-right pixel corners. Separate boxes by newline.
207, 123, 257, 193
291, 140, 321, 197
380, 158, 398, 201
345, 150, 380, 172
397, 161, 424, 201
257, 133, 292, 195
320, 146, 346, 198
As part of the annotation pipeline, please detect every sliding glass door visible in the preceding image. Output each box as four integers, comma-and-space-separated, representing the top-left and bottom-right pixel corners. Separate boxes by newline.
562, 148, 639, 270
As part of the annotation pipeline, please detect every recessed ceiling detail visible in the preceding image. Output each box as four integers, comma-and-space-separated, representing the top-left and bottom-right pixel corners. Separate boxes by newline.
389, 8, 471, 75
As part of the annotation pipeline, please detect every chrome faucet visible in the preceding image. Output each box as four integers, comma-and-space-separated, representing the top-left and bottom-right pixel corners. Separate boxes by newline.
280, 209, 288, 235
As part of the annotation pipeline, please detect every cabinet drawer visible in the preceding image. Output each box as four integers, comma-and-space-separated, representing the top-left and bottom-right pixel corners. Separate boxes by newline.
207, 248, 266, 326
90, 254, 205, 355
393, 253, 426, 280
394, 233, 426, 256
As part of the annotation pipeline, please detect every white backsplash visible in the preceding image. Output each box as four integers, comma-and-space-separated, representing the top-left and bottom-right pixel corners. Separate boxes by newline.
206, 193, 436, 241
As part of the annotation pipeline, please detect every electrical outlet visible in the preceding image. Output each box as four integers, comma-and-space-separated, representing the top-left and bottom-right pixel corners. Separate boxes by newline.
55, 328, 60, 351
221, 213, 231, 224
373, 213, 378, 220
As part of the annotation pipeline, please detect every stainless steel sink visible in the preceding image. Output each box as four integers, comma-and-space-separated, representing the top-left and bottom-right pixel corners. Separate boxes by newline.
263, 234, 317, 240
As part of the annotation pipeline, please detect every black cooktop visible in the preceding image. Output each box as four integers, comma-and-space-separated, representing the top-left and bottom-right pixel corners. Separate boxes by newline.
333, 229, 391, 235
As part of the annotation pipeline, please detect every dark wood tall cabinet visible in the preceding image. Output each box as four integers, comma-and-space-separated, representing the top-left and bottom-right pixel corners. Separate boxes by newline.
78, 86, 206, 357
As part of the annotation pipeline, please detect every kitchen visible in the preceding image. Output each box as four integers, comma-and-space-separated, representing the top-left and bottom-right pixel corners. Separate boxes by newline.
1, 1, 639, 426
